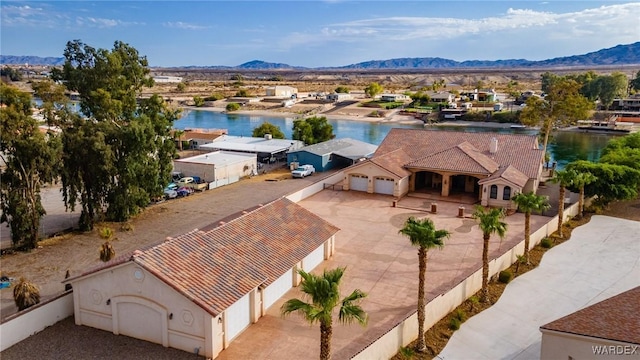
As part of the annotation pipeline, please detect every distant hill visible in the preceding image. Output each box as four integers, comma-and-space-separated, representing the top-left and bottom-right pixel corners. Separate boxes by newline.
3, 42, 638, 69
0, 55, 65, 66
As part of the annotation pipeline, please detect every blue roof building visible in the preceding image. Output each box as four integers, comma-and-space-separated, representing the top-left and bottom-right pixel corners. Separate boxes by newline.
287, 138, 378, 172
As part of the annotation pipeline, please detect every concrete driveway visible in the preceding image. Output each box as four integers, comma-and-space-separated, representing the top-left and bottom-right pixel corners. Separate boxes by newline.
437, 215, 640, 360
216, 190, 547, 359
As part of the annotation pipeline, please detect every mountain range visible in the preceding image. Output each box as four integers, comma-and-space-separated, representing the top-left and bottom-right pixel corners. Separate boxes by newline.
2, 42, 638, 69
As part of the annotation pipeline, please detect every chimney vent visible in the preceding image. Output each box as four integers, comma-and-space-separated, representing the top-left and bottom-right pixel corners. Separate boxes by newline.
489, 138, 498, 154
264, 134, 273, 140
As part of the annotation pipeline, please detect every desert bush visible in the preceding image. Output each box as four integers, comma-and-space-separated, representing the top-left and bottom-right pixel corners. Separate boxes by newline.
204, 93, 224, 101
467, 295, 479, 311
498, 270, 513, 283
120, 222, 134, 232
449, 317, 461, 330
13, 277, 40, 311
193, 96, 204, 107
99, 227, 113, 240
541, 237, 553, 248
226, 103, 241, 112
100, 241, 115, 262
399, 346, 415, 359
452, 308, 467, 322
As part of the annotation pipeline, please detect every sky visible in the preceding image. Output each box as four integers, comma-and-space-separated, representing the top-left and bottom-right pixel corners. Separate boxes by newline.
1, 1, 639, 68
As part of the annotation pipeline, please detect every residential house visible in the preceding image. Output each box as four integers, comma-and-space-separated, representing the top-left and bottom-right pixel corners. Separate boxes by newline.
326, 93, 352, 102
287, 138, 378, 172
64, 198, 340, 359
428, 91, 455, 103
174, 129, 227, 149
380, 94, 410, 102
265, 86, 298, 98
540, 286, 640, 360
343, 129, 543, 207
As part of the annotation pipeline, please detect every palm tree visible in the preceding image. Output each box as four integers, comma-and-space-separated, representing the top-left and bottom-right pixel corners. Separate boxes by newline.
281, 268, 368, 360
173, 129, 185, 151
512, 192, 550, 264
572, 172, 597, 218
550, 169, 578, 238
398, 217, 450, 352
473, 206, 508, 303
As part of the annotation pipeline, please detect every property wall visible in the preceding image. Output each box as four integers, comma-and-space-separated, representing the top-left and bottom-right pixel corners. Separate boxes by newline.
540, 330, 637, 360
0, 291, 73, 352
351, 201, 581, 360
72, 263, 216, 358
286, 171, 344, 203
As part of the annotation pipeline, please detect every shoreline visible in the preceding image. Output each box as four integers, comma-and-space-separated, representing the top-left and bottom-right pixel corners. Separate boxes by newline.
179, 106, 530, 129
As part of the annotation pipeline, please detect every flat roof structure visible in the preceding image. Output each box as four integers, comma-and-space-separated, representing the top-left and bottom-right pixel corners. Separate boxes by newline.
293, 138, 378, 160
174, 151, 256, 166
199, 135, 303, 155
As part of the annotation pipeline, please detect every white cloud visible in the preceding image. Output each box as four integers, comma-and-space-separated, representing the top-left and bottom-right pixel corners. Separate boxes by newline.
279, 3, 640, 50
163, 21, 210, 30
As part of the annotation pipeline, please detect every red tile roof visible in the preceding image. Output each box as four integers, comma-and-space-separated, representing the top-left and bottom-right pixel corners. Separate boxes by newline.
478, 165, 529, 187
375, 129, 542, 179
67, 198, 340, 317
364, 149, 412, 178
407, 141, 499, 175
540, 286, 640, 345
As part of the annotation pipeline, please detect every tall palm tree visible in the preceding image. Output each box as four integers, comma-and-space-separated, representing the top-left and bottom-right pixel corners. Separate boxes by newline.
550, 169, 578, 238
398, 217, 450, 352
572, 172, 597, 218
473, 206, 508, 303
173, 129, 185, 151
281, 267, 368, 360
512, 192, 550, 264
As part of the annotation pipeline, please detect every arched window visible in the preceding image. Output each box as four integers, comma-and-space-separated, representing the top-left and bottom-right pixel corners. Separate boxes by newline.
503, 186, 512, 200
490, 185, 498, 199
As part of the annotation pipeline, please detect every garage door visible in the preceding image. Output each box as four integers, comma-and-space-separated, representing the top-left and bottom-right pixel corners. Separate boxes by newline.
350, 174, 368, 192
116, 301, 164, 345
374, 177, 395, 195
303, 245, 325, 272
263, 270, 292, 310
225, 292, 251, 341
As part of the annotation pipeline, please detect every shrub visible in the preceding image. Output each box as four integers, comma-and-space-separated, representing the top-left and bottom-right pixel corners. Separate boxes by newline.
498, 270, 513, 283
452, 308, 467, 322
193, 96, 204, 107
204, 93, 224, 101
467, 295, 479, 311
99, 227, 113, 240
541, 237, 553, 248
399, 346, 415, 359
13, 277, 40, 311
449, 317, 461, 330
120, 222, 134, 232
100, 241, 115, 262
226, 103, 241, 112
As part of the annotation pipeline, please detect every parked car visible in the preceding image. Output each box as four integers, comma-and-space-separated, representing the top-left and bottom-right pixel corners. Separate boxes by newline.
291, 164, 315, 178
166, 182, 178, 191
176, 177, 208, 191
177, 187, 194, 197
163, 188, 178, 199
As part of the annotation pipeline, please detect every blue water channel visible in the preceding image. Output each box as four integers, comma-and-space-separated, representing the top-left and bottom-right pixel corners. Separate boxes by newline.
172, 109, 617, 168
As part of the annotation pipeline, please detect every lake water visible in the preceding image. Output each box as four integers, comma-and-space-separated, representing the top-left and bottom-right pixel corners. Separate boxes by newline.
174, 110, 619, 168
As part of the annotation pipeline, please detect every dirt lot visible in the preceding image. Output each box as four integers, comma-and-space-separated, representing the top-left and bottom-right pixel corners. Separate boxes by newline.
0, 168, 323, 318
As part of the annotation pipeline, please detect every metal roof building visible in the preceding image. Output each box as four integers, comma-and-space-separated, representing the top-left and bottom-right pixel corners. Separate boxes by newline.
287, 138, 378, 172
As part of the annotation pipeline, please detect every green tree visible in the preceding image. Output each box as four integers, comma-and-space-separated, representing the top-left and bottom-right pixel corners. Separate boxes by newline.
193, 95, 204, 107
281, 268, 368, 360
1, 66, 23, 81
364, 82, 383, 98
173, 129, 185, 151
630, 70, 640, 92
0, 83, 61, 249
565, 161, 640, 207
226, 102, 241, 112
520, 78, 593, 156
235, 89, 249, 97
252, 122, 285, 139
586, 73, 628, 109
398, 217, 450, 352
292, 116, 335, 145
57, 40, 178, 230
334, 86, 350, 94
549, 169, 578, 238
473, 206, 507, 302
176, 82, 186, 92
31, 79, 69, 126
599, 132, 640, 170
511, 192, 550, 264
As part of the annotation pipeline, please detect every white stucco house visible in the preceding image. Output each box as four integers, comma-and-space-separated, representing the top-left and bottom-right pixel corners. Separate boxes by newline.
173, 151, 257, 186
265, 86, 298, 98
64, 198, 339, 359
343, 129, 543, 208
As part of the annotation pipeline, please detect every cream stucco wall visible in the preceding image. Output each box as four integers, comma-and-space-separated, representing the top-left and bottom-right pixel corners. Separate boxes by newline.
71, 263, 221, 358
540, 330, 639, 360
343, 163, 407, 198
480, 181, 522, 208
